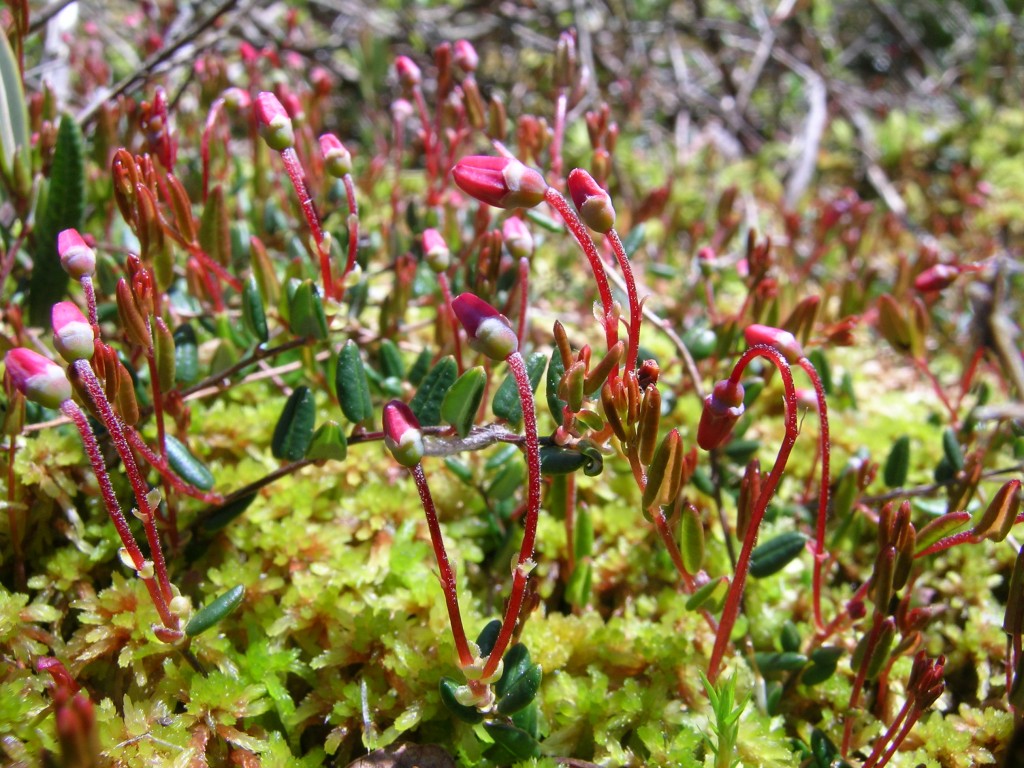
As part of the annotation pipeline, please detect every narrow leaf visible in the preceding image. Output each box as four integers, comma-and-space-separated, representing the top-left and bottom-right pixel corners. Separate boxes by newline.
272, 386, 316, 461
335, 341, 373, 423
410, 355, 457, 426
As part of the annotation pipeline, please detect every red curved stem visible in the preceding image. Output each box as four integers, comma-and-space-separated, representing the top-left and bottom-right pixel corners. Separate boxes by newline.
411, 463, 473, 668
797, 356, 831, 632
544, 188, 619, 357
480, 351, 542, 680
607, 229, 642, 374
707, 345, 799, 682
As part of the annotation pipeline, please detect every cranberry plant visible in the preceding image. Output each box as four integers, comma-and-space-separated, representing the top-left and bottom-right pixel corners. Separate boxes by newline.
0, 3, 1022, 767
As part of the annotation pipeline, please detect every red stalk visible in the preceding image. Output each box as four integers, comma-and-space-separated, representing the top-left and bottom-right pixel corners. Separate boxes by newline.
60, 399, 177, 630
707, 345, 799, 682
479, 351, 541, 680
606, 229, 642, 374
543, 188, 619, 357
796, 356, 831, 632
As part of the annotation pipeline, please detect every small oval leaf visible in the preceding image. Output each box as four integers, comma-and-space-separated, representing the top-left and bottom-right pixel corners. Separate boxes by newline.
749, 532, 808, 578
438, 677, 483, 724
242, 274, 269, 343
410, 356, 457, 426
165, 434, 215, 491
883, 435, 911, 488
441, 366, 485, 437
336, 341, 373, 423
185, 585, 245, 636
306, 421, 348, 462
272, 386, 316, 461
492, 352, 545, 428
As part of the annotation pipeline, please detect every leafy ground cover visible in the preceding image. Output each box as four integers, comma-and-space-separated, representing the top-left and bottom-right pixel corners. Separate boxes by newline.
0, 1, 1023, 766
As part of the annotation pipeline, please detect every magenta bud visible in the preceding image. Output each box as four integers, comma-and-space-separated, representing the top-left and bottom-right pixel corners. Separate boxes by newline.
567, 168, 616, 232
422, 228, 451, 273
52, 302, 94, 362
254, 91, 295, 151
383, 400, 424, 467
502, 217, 534, 260
451, 292, 519, 361
319, 133, 353, 178
914, 264, 960, 293
58, 229, 96, 279
4, 348, 71, 409
744, 323, 804, 363
395, 56, 422, 89
453, 39, 479, 73
452, 155, 547, 210
696, 379, 745, 451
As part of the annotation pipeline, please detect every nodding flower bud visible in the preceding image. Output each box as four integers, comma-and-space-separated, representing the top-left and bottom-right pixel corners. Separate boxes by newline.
502, 217, 534, 260
697, 379, 745, 451
58, 229, 96, 279
914, 264, 960, 294
395, 56, 422, 90
52, 302, 95, 362
4, 348, 71, 409
421, 229, 451, 273
453, 39, 479, 74
744, 323, 804, 364
451, 292, 519, 361
452, 155, 547, 210
319, 133, 353, 178
567, 168, 616, 232
383, 400, 424, 468
254, 91, 295, 151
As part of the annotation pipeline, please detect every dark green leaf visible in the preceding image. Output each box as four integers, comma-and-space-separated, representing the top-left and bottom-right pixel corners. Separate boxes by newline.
165, 435, 215, 491
200, 493, 256, 533
271, 386, 316, 461
242, 274, 268, 344
289, 279, 329, 340
483, 723, 541, 761
185, 585, 245, 637
335, 341, 373, 423
546, 350, 566, 423
378, 339, 405, 379
29, 115, 84, 324
441, 366, 485, 437
883, 435, 911, 488
173, 323, 199, 386
750, 531, 808, 578
306, 421, 347, 461
410, 356, 457, 426
492, 352, 545, 428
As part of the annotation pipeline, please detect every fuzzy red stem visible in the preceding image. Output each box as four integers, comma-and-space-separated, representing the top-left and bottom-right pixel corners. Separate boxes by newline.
438, 273, 464, 373
797, 356, 831, 632
280, 147, 334, 301
607, 229, 643, 374
480, 351, 541, 680
72, 361, 174, 606
125, 430, 224, 504
411, 463, 474, 668
61, 399, 177, 629
341, 174, 360, 284
544, 188, 619, 357
707, 345, 799, 682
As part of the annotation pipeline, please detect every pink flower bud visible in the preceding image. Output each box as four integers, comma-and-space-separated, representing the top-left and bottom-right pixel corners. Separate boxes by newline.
383, 400, 424, 467
319, 133, 352, 178
452, 155, 547, 210
696, 379, 745, 451
914, 264, 960, 293
451, 293, 519, 361
453, 40, 479, 73
4, 348, 71, 409
567, 168, 616, 232
744, 323, 804, 363
58, 229, 96, 279
254, 91, 295, 151
421, 228, 451, 273
502, 217, 534, 260
52, 302, 94, 362
395, 56, 422, 89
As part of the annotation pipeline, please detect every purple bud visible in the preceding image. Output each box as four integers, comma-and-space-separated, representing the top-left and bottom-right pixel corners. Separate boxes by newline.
4, 348, 71, 409
52, 302, 94, 362
383, 400, 424, 467
451, 293, 519, 361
